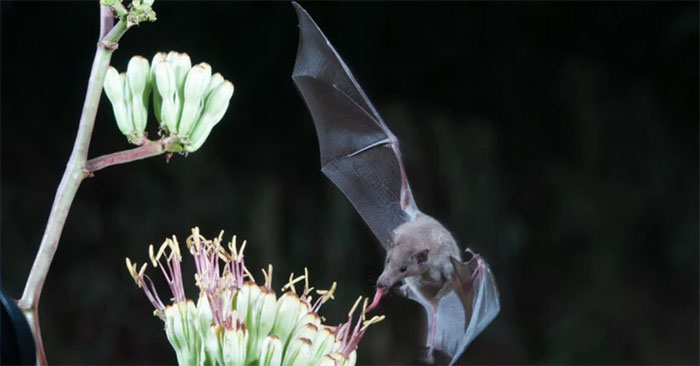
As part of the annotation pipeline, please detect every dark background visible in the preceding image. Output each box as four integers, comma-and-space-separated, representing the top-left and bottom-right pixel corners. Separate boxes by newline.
1, 1, 698, 365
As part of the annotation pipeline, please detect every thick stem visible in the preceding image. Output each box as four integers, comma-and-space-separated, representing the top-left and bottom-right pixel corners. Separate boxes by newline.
17, 16, 128, 365
84, 137, 176, 173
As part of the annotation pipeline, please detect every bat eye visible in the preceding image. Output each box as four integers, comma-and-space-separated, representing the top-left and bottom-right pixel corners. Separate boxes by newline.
399, 266, 407, 273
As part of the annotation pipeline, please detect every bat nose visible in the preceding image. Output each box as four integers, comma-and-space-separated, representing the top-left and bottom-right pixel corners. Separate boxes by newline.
376, 281, 387, 290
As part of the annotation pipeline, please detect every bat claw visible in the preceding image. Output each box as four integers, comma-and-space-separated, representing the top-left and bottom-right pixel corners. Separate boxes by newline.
417, 347, 435, 364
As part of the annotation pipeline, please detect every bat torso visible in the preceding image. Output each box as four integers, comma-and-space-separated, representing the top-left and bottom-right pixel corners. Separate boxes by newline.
390, 214, 462, 304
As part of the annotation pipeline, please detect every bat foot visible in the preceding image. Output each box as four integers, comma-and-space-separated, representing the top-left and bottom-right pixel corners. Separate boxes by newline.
417, 347, 435, 364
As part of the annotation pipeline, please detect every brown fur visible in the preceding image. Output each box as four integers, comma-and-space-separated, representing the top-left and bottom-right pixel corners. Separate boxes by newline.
377, 213, 461, 304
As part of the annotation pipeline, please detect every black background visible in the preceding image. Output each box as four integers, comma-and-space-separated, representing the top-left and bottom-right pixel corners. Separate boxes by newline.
1, 1, 698, 364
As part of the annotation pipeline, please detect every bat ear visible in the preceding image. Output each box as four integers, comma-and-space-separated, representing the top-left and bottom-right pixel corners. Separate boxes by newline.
413, 249, 429, 264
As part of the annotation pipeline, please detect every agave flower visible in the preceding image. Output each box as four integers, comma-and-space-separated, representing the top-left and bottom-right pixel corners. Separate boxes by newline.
125, 228, 384, 366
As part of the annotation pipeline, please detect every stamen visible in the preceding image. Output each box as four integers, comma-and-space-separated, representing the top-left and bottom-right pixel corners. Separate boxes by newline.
156, 241, 169, 262
170, 236, 181, 259
138, 262, 148, 278
282, 272, 306, 293
361, 298, 369, 321
243, 265, 255, 283
360, 315, 385, 332
261, 264, 273, 288
347, 296, 362, 319
238, 240, 247, 261
229, 235, 238, 258
148, 245, 157, 267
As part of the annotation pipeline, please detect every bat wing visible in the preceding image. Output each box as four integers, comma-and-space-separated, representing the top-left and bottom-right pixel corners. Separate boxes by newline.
291, 2, 419, 245
408, 253, 500, 365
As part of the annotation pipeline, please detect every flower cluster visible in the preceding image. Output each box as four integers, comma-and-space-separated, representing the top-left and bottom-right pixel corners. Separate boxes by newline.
125, 228, 384, 366
104, 52, 234, 152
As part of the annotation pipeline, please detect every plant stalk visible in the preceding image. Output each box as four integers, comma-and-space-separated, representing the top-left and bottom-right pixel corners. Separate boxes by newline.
84, 137, 177, 173
17, 14, 127, 365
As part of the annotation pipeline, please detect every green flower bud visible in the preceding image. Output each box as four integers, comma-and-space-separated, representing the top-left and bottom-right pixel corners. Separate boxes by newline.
235, 283, 262, 325
178, 63, 212, 138
166, 51, 191, 117
270, 292, 306, 347
259, 335, 282, 366
126, 56, 150, 135
255, 288, 278, 338
150, 52, 166, 123
289, 312, 320, 347
164, 301, 200, 365
206, 72, 225, 96
195, 294, 213, 340
103, 67, 131, 138
152, 60, 178, 133
186, 80, 234, 152
247, 287, 278, 364
222, 319, 248, 366
203, 325, 224, 365
282, 337, 311, 366
310, 327, 336, 364
292, 323, 318, 349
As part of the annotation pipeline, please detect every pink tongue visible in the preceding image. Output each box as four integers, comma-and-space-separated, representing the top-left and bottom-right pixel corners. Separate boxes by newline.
366, 288, 385, 312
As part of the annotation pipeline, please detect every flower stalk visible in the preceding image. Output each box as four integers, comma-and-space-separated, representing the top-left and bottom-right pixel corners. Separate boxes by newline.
17, 3, 157, 364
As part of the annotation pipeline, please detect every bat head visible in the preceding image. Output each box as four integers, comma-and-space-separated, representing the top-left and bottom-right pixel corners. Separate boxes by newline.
376, 244, 430, 291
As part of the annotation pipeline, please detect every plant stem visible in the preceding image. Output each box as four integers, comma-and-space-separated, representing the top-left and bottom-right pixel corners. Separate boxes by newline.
17, 12, 127, 365
84, 137, 176, 173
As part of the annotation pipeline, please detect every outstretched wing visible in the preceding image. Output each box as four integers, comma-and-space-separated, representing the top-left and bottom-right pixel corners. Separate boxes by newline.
291, 2, 419, 245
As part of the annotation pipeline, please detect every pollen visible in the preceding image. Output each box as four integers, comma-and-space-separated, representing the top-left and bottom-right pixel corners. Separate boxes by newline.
361, 315, 386, 332
282, 272, 306, 293
347, 295, 362, 318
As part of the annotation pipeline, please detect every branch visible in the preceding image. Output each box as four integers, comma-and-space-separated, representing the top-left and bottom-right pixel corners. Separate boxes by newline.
17, 13, 128, 365
84, 137, 176, 173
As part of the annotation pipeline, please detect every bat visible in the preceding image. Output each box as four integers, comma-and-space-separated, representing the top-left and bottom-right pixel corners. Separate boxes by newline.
290, 2, 500, 365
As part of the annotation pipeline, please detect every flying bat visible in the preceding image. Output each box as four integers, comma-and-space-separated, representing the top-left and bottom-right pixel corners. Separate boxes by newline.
290, 3, 500, 364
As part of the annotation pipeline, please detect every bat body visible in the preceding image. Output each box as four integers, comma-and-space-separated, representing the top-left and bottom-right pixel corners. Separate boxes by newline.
291, 3, 500, 364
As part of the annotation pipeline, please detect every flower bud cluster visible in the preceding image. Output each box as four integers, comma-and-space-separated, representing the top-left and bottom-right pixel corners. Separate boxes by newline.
104, 52, 233, 152
126, 228, 384, 366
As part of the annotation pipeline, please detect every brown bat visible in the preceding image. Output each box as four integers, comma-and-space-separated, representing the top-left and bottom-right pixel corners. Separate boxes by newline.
291, 3, 500, 364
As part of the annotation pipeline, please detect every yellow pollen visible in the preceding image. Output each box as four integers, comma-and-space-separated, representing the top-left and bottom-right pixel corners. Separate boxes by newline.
282, 272, 306, 293
243, 265, 255, 283
149, 245, 158, 267
230, 235, 238, 258
138, 263, 147, 278
261, 264, 273, 288
316, 281, 337, 304
348, 295, 362, 318
156, 241, 169, 262
238, 240, 247, 261
361, 298, 369, 321
170, 236, 182, 259
126, 257, 138, 283
360, 315, 386, 332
